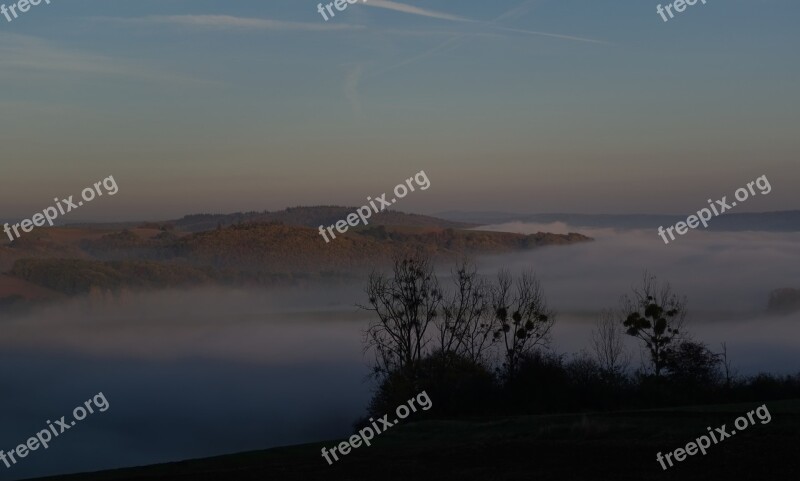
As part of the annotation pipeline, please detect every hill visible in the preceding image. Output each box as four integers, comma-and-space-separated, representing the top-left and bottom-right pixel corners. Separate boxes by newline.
62, 206, 475, 233
23, 399, 800, 481
1, 217, 591, 299
172, 206, 475, 232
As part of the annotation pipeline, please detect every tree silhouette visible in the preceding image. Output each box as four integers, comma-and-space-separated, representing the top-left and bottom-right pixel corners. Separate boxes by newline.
591, 309, 630, 380
435, 260, 492, 365
490, 269, 555, 382
663, 340, 722, 385
621, 272, 686, 378
361, 255, 442, 379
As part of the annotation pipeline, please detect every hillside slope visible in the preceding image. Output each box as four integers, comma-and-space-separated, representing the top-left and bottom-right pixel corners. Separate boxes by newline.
25, 399, 800, 481
2, 222, 591, 297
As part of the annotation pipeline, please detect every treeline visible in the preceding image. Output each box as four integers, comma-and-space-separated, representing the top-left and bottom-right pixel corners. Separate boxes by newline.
360, 255, 800, 420
9, 224, 591, 295
78, 224, 588, 268
358, 226, 590, 251
172, 206, 472, 232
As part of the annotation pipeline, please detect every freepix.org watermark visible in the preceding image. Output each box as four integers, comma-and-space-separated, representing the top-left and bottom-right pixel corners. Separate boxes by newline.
657, 175, 771, 245
656, 404, 771, 470
0, 392, 109, 470
657, 0, 707, 23
316, 0, 365, 22
1, 0, 52, 23
321, 391, 432, 465
318, 170, 430, 243
3, 175, 119, 242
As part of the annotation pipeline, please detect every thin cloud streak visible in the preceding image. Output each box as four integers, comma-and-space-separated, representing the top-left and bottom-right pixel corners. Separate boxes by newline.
368, 0, 606, 80
493, 25, 608, 44
0, 33, 215, 86
493, 0, 541, 22
103, 15, 365, 32
362, 0, 606, 44
362, 0, 471, 22
368, 36, 463, 78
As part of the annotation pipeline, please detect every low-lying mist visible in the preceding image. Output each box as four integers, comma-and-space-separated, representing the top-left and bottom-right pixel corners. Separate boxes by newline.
0, 286, 374, 481
475, 222, 800, 375
0, 222, 797, 479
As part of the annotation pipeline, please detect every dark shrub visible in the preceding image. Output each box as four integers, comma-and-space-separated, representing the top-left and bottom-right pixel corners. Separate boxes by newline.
367, 352, 496, 420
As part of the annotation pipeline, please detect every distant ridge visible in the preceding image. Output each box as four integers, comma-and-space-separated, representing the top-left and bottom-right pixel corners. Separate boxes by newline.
435, 210, 800, 232
171, 206, 476, 232
64, 206, 475, 232
1, 219, 591, 300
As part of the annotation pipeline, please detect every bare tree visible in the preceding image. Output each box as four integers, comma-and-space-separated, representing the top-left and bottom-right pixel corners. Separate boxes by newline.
360, 255, 442, 379
490, 269, 555, 381
621, 272, 687, 378
360, 259, 555, 385
720, 342, 738, 388
591, 309, 630, 379
436, 260, 492, 364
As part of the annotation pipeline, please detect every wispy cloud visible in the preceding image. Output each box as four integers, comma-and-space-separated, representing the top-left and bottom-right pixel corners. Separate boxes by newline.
362, 0, 606, 44
362, 0, 471, 22
368, 36, 463, 78
105, 15, 365, 32
493, 0, 541, 22
368, 0, 607, 80
492, 25, 608, 44
0, 33, 212, 85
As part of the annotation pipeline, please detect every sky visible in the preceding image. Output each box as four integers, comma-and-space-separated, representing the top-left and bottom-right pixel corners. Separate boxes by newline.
0, 0, 798, 220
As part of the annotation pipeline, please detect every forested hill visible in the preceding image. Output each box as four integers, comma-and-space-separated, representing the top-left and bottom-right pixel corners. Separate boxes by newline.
1, 222, 591, 299
172, 206, 476, 232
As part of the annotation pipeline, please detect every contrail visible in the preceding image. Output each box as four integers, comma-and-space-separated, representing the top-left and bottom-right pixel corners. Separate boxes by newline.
363, 0, 607, 44
367, 0, 607, 80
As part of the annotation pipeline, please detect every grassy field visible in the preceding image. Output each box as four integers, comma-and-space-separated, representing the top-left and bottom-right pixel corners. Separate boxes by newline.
27, 399, 800, 481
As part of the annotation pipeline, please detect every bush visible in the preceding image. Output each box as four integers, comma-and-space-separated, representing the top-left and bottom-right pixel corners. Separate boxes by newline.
663, 340, 722, 388
367, 352, 496, 420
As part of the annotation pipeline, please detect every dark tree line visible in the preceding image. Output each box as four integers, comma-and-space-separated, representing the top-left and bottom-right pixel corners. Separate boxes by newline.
361, 256, 554, 384
360, 255, 800, 419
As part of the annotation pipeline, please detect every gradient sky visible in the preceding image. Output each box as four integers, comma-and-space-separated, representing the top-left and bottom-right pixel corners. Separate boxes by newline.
1, 0, 798, 220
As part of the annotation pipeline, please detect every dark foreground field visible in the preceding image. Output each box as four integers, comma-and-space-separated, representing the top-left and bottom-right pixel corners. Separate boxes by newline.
27, 399, 800, 481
